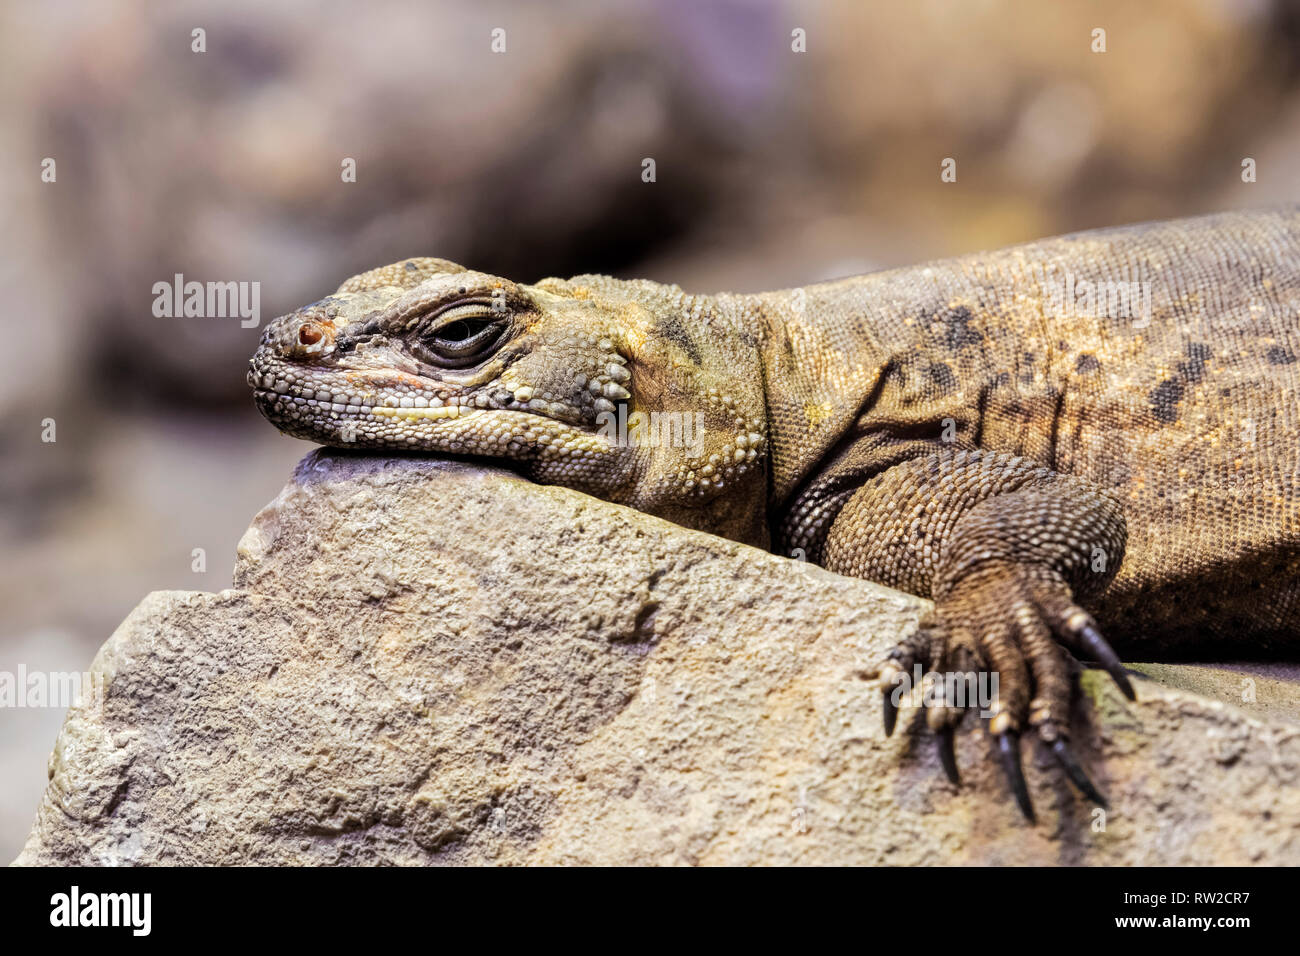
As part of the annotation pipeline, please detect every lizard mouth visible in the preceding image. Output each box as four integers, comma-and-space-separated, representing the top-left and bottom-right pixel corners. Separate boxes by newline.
251, 385, 614, 457
249, 350, 592, 425
252, 387, 477, 423
248, 340, 617, 461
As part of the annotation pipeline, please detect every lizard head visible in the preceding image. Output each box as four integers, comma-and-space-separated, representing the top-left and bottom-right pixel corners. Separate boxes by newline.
250, 258, 770, 540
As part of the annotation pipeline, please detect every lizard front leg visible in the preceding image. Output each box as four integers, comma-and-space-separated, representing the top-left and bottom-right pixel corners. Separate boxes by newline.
820, 447, 1133, 821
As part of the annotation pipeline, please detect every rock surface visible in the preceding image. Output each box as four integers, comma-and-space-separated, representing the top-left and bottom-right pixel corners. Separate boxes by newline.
15, 451, 1300, 865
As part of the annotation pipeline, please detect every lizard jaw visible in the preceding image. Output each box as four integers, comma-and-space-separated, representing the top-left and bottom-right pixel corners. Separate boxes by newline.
249, 333, 607, 449
251, 386, 616, 460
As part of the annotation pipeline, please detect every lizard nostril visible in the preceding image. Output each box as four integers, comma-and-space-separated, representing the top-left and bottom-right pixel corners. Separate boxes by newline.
298, 323, 324, 346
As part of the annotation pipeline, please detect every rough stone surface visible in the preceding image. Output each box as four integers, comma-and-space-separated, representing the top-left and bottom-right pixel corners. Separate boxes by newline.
14, 451, 1300, 865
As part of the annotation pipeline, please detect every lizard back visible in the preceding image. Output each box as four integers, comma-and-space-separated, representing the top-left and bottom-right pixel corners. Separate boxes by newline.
756, 207, 1300, 651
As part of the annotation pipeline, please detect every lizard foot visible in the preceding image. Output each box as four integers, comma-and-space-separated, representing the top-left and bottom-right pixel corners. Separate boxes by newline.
878, 562, 1134, 822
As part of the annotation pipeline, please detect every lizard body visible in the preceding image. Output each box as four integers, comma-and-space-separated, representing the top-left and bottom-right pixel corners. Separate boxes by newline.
250, 208, 1300, 820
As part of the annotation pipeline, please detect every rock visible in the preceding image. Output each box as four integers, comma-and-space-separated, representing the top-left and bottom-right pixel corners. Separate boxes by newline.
14, 451, 1300, 865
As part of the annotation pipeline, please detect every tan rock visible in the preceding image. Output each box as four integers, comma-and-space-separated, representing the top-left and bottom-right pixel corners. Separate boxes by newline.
14, 451, 1300, 864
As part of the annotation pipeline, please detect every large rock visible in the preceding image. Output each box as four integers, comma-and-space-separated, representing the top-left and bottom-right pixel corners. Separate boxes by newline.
14, 451, 1300, 865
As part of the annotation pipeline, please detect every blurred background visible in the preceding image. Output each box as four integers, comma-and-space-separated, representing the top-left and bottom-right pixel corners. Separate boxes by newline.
4, 0, 1300, 861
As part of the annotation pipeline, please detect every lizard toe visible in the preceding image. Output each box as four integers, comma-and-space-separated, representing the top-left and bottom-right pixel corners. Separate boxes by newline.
923, 632, 979, 784
1022, 616, 1111, 808
879, 626, 937, 737
1030, 581, 1136, 701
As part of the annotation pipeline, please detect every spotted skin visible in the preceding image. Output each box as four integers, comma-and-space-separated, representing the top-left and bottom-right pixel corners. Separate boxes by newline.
250, 208, 1300, 821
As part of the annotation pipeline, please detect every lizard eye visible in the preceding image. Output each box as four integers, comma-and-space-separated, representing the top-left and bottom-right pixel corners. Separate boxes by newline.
412, 305, 507, 368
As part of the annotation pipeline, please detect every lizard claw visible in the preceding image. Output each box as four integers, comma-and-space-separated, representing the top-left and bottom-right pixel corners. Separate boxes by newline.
995, 731, 1035, 823
1049, 738, 1108, 808
936, 727, 960, 785
1077, 621, 1136, 701
1031, 590, 1136, 702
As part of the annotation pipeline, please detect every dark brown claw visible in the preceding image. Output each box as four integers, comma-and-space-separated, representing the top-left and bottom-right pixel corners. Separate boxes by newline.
882, 688, 899, 737
936, 727, 960, 785
1049, 739, 1108, 808
880, 630, 935, 738
995, 731, 1035, 823
1077, 622, 1136, 701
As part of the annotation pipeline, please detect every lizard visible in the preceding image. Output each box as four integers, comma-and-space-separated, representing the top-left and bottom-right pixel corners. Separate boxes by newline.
248, 207, 1300, 822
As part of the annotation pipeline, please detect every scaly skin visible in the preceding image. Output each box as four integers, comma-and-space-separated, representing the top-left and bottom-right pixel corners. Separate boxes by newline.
249, 208, 1300, 822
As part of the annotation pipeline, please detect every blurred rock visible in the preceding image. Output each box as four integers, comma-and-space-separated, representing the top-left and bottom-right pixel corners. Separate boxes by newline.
19, 0, 737, 404
15, 452, 1300, 865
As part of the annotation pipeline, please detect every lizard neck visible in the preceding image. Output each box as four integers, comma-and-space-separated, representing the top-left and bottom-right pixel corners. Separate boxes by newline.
740, 279, 896, 510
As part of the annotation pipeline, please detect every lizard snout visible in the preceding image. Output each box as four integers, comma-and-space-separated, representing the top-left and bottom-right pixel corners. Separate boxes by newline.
263, 314, 336, 361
